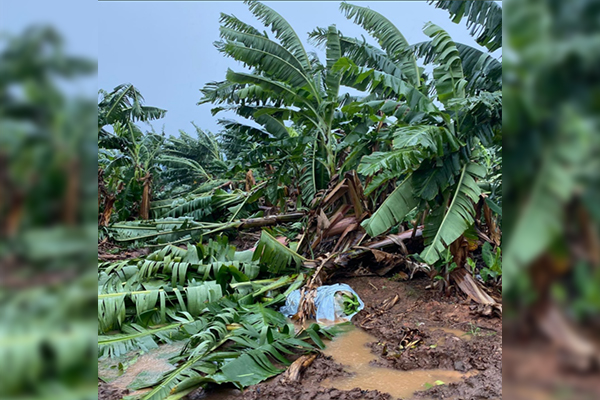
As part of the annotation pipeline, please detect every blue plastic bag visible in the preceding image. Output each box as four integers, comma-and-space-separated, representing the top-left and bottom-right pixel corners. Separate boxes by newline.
279, 283, 365, 324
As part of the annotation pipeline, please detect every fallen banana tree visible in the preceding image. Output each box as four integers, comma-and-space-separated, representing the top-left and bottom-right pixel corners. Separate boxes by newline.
98, 233, 334, 400
150, 182, 267, 221
105, 212, 305, 245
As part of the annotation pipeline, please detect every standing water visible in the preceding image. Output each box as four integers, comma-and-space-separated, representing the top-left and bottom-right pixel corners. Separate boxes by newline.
320, 326, 470, 399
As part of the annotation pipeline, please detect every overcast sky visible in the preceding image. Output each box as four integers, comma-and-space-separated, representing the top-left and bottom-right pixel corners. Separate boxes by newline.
97, 1, 498, 136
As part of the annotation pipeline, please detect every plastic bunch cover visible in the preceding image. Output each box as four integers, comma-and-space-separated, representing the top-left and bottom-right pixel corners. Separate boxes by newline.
279, 283, 365, 324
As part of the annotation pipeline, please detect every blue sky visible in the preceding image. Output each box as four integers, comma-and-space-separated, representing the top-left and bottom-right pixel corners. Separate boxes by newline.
97, 1, 497, 136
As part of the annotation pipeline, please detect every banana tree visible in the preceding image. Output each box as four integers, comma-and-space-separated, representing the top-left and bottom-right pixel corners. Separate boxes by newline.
98, 83, 167, 137
332, 3, 502, 267
199, 1, 348, 206
98, 85, 169, 223
427, 0, 502, 53
153, 123, 230, 199
99, 121, 165, 223
309, 3, 500, 98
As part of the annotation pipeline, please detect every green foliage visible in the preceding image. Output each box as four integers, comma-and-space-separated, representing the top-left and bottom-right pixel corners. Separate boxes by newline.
421, 163, 485, 265
339, 2, 420, 86
424, 380, 445, 390
341, 11, 501, 265
98, 321, 189, 359
94, 3, 507, 398
412, 40, 501, 94
569, 263, 600, 321
252, 230, 306, 274
98, 85, 170, 222
428, 0, 502, 52
139, 309, 327, 400
467, 257, 477, 276
338, 293, 361, 316
98, 232, 328, 400
361, 176, 418, 237
151, 188, 257, 221
98, 84, 166, 135
199, 1, 355, 207
426, 247, 457, 280
423, 22, 467, 105
481, 242, 502, 282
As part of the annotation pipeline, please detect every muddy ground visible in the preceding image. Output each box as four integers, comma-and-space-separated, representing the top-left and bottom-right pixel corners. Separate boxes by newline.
235, 275, 502, 400
348, 275, 502, 400
98, 381, 130, 400
99, 274, 502, 400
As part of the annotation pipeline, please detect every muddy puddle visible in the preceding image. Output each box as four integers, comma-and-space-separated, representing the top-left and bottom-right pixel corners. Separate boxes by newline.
321, 326, 471, 400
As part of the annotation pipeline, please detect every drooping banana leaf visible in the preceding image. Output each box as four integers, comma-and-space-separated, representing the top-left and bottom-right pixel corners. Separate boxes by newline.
421, 162, 486, 264
252, 230, 306, 274
361, 175, 418, 237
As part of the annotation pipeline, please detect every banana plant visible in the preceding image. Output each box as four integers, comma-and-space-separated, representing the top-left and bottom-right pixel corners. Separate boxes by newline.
98, 122, 165, 222
98, 84, 170, 223
98, 83, 167, 137
199, 1, 351, 206
156, 124, 229, 195
333, 4, 502, 265
427, 0, 502, 52
98, 234, 308, 330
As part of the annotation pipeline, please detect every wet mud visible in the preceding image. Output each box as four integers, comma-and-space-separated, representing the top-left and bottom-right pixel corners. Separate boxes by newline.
236, 275, 502, 400
347, 276, 502, 399
241, 354, 392, 400
98, 343, 184, 400
320, 327, 472, 399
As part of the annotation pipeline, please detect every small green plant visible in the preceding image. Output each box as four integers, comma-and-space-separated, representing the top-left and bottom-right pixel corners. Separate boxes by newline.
424, 380, 445, 389
481, 242, 502, 282
466, 323, 482, 336
467, 257, 477, 276
429, 249, 458, 289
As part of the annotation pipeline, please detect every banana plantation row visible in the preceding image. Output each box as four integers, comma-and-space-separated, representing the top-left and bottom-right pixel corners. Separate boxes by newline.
98, 1, 502, 399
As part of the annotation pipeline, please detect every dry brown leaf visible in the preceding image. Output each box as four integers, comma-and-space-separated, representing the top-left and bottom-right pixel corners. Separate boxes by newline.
451, 268, 497, 306
317, 209, 331, 231
483, 202, 501, 246
245, 169, 256, 191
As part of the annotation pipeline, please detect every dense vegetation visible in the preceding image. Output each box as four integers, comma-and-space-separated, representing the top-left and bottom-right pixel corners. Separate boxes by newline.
98, 2, 502, 399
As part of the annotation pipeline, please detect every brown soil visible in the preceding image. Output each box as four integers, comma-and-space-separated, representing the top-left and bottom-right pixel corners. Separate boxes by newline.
98, 381, 129, 400
224, 275, 501, 400
345, 275, 502, 399
242, 355, 392, 400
